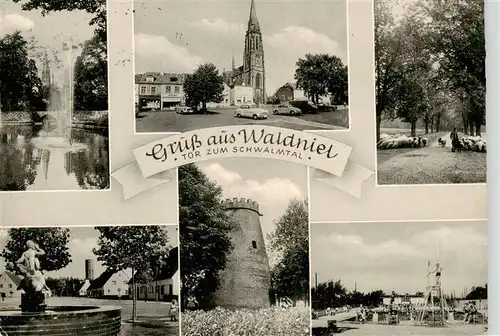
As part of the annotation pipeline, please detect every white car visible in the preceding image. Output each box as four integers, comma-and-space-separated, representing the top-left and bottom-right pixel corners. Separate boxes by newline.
175, 106, 194, 114
272, 104, 302, 116
234, 105, 268, 120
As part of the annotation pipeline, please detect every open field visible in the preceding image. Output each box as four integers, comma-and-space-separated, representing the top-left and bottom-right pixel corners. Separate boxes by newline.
377, 129, 487, 185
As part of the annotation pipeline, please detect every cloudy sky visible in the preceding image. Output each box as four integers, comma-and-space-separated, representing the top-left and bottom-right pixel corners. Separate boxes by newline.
196, 158, 307, 264
133, 0, 348, 95
0, 225, 178, 279
311, 221, 487, 296
0, 2, 95, 86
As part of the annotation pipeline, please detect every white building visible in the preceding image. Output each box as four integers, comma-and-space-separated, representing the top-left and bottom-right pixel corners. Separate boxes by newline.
135, 269, 179, 301
230, 84, 254, 106
135, 72, 186, 110
132, 247, 179, 301
220, 83, 231, 107
0, 272, 22, 298
382, 296, 425, 306
88, 269, 132, 298
134, 84, 139, 106
78, 279, 91, 296
293, 89, 307, 101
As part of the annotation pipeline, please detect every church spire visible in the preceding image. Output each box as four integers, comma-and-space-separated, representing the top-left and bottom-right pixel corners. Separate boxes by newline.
248, 0, 260, 31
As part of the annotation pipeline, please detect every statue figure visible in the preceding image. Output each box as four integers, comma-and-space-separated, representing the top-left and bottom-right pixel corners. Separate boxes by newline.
16, 240, 49, 312
427, 263, 443, 286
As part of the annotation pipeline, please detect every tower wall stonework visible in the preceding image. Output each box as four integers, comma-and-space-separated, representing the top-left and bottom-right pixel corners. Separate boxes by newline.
215, 198, 271, 309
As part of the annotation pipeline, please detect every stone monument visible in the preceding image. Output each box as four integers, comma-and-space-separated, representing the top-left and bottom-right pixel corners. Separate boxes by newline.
0, 240, 122, 335
15, 240, 49, 313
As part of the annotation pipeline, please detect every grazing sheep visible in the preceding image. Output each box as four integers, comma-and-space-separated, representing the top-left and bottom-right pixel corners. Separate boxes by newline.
378, 134, 428, 150
422, 138, 428, 147
438, 138, 447, 147
459, 135, 487, 153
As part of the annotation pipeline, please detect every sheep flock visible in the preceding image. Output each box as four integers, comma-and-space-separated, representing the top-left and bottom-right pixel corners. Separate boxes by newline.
377, 133, 487, 153
459, 135, 487, 152
377, 134, 428, 150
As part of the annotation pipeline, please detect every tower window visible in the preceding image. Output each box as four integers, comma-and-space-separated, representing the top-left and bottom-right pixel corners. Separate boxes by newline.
252, 241, 257, 249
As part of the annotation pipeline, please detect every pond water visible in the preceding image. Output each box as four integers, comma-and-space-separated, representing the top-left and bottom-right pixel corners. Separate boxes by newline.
0, 124, 109, 191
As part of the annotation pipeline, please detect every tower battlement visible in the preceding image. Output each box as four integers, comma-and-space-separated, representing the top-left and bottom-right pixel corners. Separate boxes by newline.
222, 197, 261, 215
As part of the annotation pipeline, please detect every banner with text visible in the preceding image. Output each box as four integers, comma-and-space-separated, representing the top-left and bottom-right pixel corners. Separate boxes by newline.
112, 126, 374, 199
134, 126, 351, 177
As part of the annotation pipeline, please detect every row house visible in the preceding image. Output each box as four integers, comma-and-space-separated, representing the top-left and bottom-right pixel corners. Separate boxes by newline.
135, 72, 187, 110
130, 247, 179, 302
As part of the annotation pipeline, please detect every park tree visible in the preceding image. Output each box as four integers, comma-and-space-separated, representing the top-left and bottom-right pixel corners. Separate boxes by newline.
178, 164, 234, 310
268, 199, 309, 305
73, 33, 108, 111
0, 32, 45, 112
183, 63, 224, 112
374, 0, 485, 139
93, 226, 171, 322
312, 280, 348, 309
45, 277, 84, 297
312, 280, 385, 309
422, 0, 485, 136
465, 284, 487, 300
1, 228, 71, 273
294, 54, 347, 105
374, 0, 409, 140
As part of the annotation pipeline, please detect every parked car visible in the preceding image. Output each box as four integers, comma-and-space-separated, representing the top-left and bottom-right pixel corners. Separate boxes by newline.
234, 105, 268, 120
272, 103, 302, 116
175, 106, 194, 114
289, 100, 318, 114
317, 103, 337, 112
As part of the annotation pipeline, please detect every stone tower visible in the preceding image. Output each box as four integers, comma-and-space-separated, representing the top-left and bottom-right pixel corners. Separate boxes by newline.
85, 259, 94, 281
243, 0, 266, 104
215, 197, 271, 309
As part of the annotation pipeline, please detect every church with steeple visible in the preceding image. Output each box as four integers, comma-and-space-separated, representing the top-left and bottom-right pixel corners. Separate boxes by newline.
223, 0, 266, 104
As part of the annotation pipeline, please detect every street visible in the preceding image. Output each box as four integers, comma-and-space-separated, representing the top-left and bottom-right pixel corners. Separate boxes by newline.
135, 106, 349, 133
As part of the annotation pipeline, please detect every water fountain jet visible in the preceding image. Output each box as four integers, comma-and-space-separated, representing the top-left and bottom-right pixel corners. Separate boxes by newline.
33, 44, 87, 152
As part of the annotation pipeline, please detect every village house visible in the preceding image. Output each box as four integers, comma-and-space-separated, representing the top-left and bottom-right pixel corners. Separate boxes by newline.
87, 269, 133, 299
273, 83, 307, 102
131, 247, 179, 301
0, 271, 22, 298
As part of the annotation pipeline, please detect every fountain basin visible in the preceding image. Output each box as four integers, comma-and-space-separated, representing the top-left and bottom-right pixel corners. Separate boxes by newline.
0, 306, 121, 335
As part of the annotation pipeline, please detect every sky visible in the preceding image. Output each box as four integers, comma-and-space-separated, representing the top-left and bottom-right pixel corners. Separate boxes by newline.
0, 225, 178, 279
133, 0, 348, 95
0, 2, 95, 87
311, 220, 487, 297
196, 158, 307, 264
